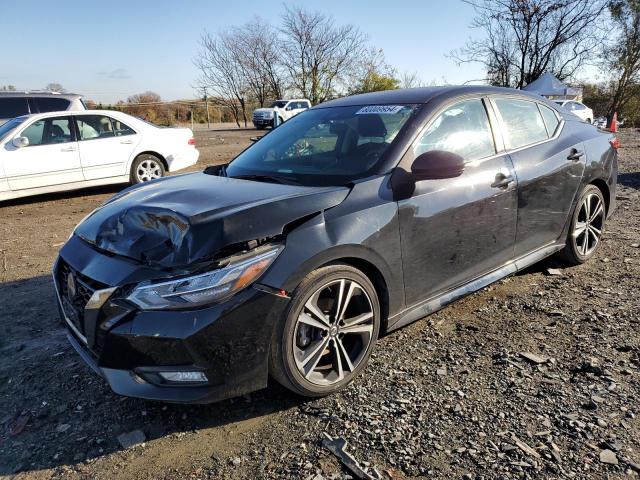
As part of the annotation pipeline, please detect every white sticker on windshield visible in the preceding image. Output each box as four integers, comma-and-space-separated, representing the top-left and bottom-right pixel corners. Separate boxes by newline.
356, 105, 404, 115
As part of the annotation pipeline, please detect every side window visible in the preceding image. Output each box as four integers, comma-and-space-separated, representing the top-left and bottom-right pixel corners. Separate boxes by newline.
414, 98, 496, 162
494, 98, 548, 149
539, 104, 560, 137
111, 117, 135, 136
0, 98, 29, 118
21, 117, 73, 146
34, 97, 71, 113
76, 115, 115, 140
304, 101, 311, 109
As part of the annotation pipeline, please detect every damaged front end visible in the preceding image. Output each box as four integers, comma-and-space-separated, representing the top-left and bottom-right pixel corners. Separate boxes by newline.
73, 172, 350, 271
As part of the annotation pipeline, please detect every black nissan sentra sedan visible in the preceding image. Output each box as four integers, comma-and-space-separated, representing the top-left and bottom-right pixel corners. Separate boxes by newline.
53, 86, 618, 403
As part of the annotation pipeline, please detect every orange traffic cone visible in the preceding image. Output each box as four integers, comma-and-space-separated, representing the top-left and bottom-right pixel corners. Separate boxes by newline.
611, 112, 618, 133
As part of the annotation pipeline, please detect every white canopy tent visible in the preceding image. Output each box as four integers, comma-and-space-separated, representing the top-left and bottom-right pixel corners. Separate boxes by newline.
522, 73, 582, 101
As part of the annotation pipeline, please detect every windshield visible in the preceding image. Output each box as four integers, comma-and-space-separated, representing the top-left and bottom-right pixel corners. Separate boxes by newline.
0, 117, 25, 142
270, 101, 288, 108
226, 104, 417, 186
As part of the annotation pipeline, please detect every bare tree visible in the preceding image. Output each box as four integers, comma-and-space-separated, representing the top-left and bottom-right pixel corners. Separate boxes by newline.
602, 0, 640, 125
280, 6, 366, 103
195, 31, 250, 127
233, 18, 287, 106
400, 71, 423, 89
45, 82, 65, 93
452, 0, 609, 88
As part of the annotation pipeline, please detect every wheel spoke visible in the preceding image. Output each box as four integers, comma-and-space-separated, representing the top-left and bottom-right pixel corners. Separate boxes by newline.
583, 197, 591, 220
590, 201, 603, 222
336, 281, 357, 323
573, 221, 587, 237
299, 336, 329, 371
298, 312, 329, 331
343, 311, 373, 327
336, 337, 355, 372
341, 323, 374, 335
332, 340, 344, 382
589, 225, 601, 236
304, 293, 331, 328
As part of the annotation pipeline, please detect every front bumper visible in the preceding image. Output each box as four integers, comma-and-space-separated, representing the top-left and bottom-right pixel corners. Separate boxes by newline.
252, 118, 273, 127
54, 237, 289, 404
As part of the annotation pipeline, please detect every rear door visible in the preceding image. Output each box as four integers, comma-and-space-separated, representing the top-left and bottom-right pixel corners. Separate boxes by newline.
5, 115, 82, 190
396, 97, 518, 306
491, 97, 586, 257
75, 114, 140, 180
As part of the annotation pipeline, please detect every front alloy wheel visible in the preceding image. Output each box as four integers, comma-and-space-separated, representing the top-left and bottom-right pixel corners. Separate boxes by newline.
270, 265, 380, 397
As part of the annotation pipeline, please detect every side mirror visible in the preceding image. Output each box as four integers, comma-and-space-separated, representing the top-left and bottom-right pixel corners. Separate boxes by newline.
12, 136, 29, 148
411, 150, 465, 180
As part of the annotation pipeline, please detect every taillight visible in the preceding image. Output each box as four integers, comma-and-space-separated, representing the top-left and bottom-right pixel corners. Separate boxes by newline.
610, 137, 620, 150
188, 138, 195, 146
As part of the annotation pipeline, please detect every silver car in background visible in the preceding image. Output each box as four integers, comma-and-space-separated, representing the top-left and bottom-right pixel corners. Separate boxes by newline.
0, 91, 86, 126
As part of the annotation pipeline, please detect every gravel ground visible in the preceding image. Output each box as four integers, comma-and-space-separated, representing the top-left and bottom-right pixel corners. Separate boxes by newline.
0, 128, 638, 479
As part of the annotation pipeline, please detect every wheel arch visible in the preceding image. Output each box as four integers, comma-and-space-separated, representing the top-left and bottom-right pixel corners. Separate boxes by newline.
589, 178, 610, 214
271, 244, 398, 333
319, 256, 391, 333
131, 151, 168, 172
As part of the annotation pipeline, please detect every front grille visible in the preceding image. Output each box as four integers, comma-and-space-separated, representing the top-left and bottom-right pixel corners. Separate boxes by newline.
55, 260, 100, 338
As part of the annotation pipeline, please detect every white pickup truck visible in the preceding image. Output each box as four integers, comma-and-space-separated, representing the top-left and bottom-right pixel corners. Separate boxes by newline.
252, 99, 311, 129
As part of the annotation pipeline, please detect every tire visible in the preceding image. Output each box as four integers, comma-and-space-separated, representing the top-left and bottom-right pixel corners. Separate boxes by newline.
269, 264, 381, 397
130, 153, 165, 184
558, 184, 606, 265
586, 118, 592, 124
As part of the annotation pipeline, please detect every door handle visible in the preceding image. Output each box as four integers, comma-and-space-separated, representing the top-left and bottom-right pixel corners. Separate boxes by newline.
60, 146, 76, 152
120, 140, 133, 144
491, 173, 513, 189
567, 148, 584, 161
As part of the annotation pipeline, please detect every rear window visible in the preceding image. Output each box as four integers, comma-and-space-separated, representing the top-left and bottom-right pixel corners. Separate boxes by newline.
494, 98, 548, 149
0, 98, 29, 118
34, 97, 71, 113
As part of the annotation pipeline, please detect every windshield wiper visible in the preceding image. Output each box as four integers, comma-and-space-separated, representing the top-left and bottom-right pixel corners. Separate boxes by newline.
231, 174, 299, 185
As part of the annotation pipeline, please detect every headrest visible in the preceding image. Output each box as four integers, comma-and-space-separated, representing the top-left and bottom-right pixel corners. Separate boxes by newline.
357, 115, 387, 137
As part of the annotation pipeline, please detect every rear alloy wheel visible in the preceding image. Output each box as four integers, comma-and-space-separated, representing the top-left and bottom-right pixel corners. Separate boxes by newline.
560, 185, 606, 265
130, 154, 165, 184
270, 265, 380, 397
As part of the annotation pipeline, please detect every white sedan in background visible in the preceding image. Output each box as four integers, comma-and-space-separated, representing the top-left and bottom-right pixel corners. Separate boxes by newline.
553, 100, 594, 124
0, 110, 199, 201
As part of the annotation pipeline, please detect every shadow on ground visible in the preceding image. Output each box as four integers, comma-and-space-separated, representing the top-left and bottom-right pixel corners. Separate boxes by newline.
618, 171, 640, 191
0, 274, 305, 475
1, 184, 126, 207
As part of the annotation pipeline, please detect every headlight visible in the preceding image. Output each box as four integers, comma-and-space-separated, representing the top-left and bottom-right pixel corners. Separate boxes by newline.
126, 246, 281, 310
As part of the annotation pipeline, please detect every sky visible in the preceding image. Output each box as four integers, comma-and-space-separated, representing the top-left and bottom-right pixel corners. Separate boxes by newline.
0, 0, 491, 103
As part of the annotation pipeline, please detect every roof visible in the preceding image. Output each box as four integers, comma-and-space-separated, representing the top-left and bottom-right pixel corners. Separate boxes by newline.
522, 73, 581, 96
316, 85, 545, 108
0, 91, 83, 99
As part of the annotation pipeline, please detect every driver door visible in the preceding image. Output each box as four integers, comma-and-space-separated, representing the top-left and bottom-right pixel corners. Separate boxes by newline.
5, 115, 83, 191
395, 98, 518, 306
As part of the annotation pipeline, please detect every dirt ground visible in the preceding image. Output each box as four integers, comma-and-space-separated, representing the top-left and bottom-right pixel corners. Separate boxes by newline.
0, 128, 638, 479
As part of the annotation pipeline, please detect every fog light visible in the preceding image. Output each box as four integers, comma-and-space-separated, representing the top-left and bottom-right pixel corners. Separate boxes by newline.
158, 371, 208, 383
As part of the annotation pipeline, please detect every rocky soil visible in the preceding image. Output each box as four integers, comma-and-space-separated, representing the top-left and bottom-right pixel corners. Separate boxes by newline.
0, 128, 638, 479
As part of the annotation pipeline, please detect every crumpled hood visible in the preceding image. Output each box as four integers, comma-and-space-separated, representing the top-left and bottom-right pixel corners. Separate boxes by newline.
75, 172, 349, 268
